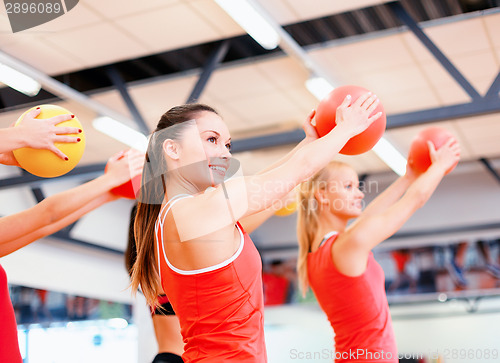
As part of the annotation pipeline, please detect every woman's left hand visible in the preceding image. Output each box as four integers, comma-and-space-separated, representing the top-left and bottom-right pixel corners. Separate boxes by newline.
302, 109, 318, 144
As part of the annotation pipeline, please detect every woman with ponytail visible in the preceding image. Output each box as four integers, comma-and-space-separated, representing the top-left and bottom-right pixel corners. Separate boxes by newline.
130, 96, 380, 363
296, 140, 460, 362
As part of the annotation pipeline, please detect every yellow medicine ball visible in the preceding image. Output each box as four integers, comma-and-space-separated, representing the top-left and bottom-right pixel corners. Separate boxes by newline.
13, 105, 86, 178
274, 201, 298, 217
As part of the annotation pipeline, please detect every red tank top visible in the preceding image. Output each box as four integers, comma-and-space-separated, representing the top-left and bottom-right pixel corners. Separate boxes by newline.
307, 233, 398, 363
0, 265, 22, 363
155, 196, 267, 363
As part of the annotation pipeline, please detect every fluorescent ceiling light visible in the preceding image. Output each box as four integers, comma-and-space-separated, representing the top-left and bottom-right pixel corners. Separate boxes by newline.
372, 137, 407, 176
93, 116, 148, 152
305, 76, 334, 101
214, 0, 280, 50
0, 63, 41, 96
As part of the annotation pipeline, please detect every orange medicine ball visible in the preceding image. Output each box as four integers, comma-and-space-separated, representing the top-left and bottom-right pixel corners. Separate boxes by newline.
315, 85, 386, 155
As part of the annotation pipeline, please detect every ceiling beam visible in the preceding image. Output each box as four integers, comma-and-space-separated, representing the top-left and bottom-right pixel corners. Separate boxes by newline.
485, 71, 500, 99
187, 40, 231, 104
388, 1, 481, 100
106, 66, 150, 134
231, 96, 500, 152
479, 158, 500, 185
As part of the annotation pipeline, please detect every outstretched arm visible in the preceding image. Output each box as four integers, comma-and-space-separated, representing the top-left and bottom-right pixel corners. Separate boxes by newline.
0, 149, 144, 257
239, 110, 317, 233
334, 138, 460, 276
173, 93, 382, 241
360, 164, 419, 218
0, 193, 116, 257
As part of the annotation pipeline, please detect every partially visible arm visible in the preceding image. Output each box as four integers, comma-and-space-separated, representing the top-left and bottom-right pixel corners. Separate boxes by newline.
239, 111, 316, 233
360, 165, 417, 218
0, 149, 144, 255
333, 139, 460, 276
0, 193, 116, 257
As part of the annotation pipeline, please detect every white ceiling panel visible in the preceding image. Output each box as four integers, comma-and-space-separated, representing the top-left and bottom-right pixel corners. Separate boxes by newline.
483, 13, 500, 48
259, 0, 300, 24
432, 83, 472, 106
207, 63, 279, 100
128, 75, 199, 130
197, 94, 250, 134
83, 0, 181, 20
282, 86, 320, 114
42, 22, 150, 68
254, 56, 309, 89
227, 90, 304, 129
418, 59, 485, 105
374, 86, 441, 115
113, 3, 221, 54
23, 3, 103, 33
313, 34, 416, 75
188, 0, 244, 39
451, 51, 499, 94
1, 37, 84, 75
455, 114, 500, 158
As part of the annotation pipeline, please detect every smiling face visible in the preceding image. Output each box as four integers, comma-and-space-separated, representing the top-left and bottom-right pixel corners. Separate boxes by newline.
169, 110, 232, 190
316, 165, 365, 219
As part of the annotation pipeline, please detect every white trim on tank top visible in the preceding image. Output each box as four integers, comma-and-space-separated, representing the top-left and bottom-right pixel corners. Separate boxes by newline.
155, 194, 245, 276
155, 194, 192, 279
318, 231, 339, 248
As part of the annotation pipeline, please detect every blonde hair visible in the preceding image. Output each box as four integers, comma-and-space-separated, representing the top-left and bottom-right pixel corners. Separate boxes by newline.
296, 161, 350, 296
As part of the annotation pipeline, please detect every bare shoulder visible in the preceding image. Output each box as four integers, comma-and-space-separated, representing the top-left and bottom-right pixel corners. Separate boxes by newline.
331, 231, 371, 277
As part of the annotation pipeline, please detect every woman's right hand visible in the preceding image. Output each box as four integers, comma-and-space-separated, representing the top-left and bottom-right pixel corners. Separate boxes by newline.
428, 138, 461, 173
334, 92, 382, 138
16, 107, 82, 160
104, 149, 145, 189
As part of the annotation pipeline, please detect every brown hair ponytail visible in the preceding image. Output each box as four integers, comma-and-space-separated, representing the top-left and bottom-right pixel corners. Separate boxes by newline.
130, 104, 218, 307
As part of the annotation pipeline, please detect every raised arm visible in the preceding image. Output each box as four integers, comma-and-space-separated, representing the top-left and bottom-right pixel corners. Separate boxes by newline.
172, 93, 382, 241
360, 164, 418, 218
0, 149, 144, 257
334, 138, 460, 276
239, 110, 317, 233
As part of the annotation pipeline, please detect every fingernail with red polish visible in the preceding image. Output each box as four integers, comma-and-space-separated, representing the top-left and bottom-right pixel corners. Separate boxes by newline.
78, 129, 82, 133
36, 107, 40, 110
65, 157, 69, 161
71, 115, 75, 118
77, 138, 81, 142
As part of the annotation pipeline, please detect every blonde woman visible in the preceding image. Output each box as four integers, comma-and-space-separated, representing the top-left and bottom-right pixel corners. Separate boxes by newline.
296, 140, 460, 362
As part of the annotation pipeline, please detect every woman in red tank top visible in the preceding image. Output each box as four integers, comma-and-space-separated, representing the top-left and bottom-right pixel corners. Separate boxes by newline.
130, 96, 382, 363
296, 140, 460, 362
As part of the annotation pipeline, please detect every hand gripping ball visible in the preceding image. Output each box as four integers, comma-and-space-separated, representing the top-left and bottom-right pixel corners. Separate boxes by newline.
314, 85, 386, 155
407, 126, 458, 175
105, 158, 142, 200
13, 105, 85, 178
